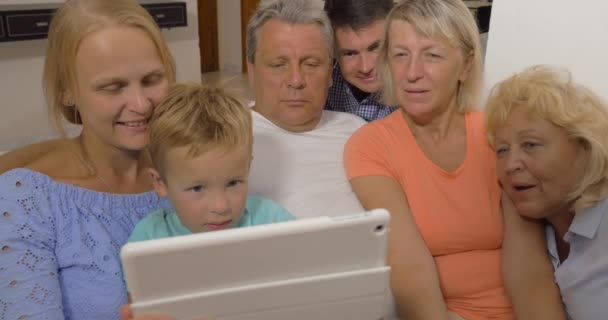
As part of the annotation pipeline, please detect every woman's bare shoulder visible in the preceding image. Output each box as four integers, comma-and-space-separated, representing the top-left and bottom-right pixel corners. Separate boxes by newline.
0, 139, 73, 175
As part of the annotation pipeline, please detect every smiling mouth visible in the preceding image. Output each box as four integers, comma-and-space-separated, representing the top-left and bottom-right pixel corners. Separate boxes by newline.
405, 89, 428, 94
514, 185, 535, 191
117, 120, 148, 127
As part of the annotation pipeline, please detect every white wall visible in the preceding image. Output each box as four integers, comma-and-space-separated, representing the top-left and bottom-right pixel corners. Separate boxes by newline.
217, 0, 242, 73
484, 0, 608, 102
0, 0, 200, 151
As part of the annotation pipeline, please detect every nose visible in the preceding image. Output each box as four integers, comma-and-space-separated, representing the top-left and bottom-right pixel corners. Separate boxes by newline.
128, 86, 153, 114
209, 190, 229, 215
503, 151, 525, 174
287, 64, 306, 89
406, 55, 424, 82
359, 52, 375, 75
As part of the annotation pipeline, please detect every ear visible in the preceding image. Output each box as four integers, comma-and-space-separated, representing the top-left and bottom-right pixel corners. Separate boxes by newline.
148, 167, 168, 197
459, 50, 475, 82
246, 62, 255, 90
62, 91, 75, 106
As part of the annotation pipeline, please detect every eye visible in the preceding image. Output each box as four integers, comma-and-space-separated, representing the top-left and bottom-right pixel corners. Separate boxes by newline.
143, 73, 165, 86
426, 52, 442, 59
495, 146, 508, 157
99, 83, 126, 93
304, 62, 320, 68
269, 62, 285, 68
522, 141, 539, 150
227, 180, 242, 188
342, 51, 357, 57
189, 185, 204, 193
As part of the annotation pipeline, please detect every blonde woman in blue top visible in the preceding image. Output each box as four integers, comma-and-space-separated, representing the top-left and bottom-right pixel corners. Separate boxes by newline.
0, 0, 176, 318
487, 65, 608, 319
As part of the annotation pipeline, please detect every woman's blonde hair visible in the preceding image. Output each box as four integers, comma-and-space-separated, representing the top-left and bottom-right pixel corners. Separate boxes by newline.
378, 0, 482, 112
43, 0, 176, 136
148, 83, 252, 175
486, 65, 608, 211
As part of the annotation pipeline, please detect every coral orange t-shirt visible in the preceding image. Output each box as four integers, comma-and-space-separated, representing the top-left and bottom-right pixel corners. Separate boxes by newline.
344, 110, 513, 320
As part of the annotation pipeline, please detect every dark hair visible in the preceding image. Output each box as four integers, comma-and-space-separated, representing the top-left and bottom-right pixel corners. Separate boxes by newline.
324, 0, 393, 30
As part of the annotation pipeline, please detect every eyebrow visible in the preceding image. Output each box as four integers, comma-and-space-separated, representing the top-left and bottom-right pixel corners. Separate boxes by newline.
390, 42, 445, 52
92, 68, 165, 87
367, 40, 381, 51
339, 48, 358, 55
517, 129, 540, 136
92, 77, 127, 88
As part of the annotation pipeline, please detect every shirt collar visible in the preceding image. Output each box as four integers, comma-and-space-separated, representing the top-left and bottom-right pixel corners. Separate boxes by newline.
568, 198, 608, 240
167, 208, 193, 235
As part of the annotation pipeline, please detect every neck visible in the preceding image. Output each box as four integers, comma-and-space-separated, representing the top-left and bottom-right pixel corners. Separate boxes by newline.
546, 207, 575, 262
252, 106, 321, 133
403, 100, 463, 144
74, 133, 152, 193
546, 207, 576, 241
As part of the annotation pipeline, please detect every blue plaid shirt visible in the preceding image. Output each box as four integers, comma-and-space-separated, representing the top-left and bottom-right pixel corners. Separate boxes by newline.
325, 63, 398, 121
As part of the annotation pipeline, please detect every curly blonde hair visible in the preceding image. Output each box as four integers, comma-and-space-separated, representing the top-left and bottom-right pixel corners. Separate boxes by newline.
486, 65, 608, 211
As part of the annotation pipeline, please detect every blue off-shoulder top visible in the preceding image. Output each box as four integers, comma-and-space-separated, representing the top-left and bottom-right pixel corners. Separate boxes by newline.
0, 168, 170, 320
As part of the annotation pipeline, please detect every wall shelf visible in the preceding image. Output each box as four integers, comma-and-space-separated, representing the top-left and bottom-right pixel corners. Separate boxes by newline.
0, 1, 187, 43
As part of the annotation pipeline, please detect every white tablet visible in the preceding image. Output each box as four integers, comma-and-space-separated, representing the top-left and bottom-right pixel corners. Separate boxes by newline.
120, 209, 391, 320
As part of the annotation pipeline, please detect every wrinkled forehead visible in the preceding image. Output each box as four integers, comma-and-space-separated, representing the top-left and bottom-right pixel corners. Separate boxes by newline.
256, 19, 331, 60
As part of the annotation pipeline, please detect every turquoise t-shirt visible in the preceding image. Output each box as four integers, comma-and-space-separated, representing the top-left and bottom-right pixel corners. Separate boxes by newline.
128, 195, 295, 242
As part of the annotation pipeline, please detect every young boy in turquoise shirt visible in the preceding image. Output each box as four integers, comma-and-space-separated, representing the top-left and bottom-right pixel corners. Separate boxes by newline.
128, 83, 294, 242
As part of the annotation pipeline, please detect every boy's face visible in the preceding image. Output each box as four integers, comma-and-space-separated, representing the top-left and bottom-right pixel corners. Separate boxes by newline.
150, 143, 251, 233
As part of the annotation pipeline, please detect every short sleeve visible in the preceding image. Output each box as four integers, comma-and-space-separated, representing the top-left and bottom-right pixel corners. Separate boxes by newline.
127, 209, 174, 243
268, 202, 295, 223
343, 122, 397, 180
244, 196, 296, 226
127, 219, 154, 243
0, 173, 65, 319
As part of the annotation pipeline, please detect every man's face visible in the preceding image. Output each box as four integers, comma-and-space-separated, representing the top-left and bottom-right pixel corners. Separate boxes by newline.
334, 19, 385, 93
247, 19, 333, 133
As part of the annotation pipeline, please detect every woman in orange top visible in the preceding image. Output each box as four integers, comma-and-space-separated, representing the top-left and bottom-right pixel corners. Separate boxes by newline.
344, 0, 560, 319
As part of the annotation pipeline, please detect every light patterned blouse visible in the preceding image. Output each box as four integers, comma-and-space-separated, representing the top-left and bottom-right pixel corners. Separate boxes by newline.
0, 168, 170, 320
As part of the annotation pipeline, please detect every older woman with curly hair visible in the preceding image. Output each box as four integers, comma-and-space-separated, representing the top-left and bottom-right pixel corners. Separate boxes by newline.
487, 64, 608, 320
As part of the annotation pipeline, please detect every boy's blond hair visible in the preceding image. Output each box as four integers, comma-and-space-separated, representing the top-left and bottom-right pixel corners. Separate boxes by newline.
149, 82, 252, 174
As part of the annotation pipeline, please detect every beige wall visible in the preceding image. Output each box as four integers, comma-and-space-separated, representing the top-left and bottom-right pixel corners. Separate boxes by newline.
0, 0, 201, 151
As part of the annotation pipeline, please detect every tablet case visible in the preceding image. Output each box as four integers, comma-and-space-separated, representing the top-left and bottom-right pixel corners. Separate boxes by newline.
121, 209, 391, 320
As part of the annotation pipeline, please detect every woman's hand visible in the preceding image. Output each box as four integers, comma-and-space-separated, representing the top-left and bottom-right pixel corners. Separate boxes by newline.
119, 304, 174, 320
119, 304, 216, 320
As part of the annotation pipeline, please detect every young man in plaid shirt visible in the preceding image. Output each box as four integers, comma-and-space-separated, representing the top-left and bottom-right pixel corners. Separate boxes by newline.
324, 0, 398, 121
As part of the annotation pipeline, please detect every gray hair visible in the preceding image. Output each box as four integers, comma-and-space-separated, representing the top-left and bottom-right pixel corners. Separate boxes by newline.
246, 0, 334, 64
